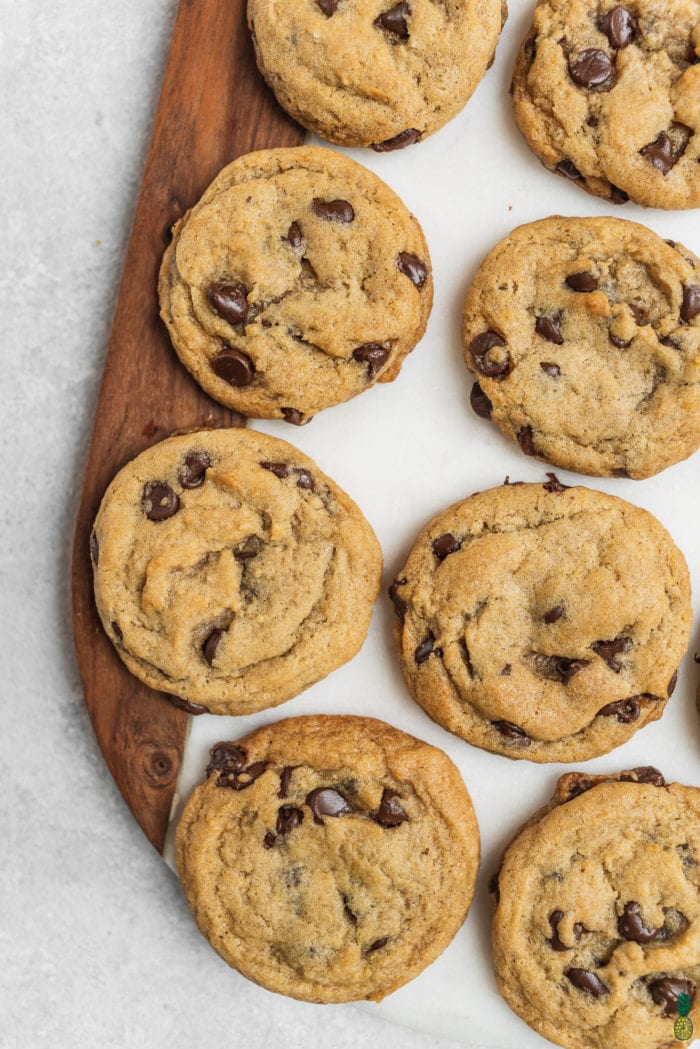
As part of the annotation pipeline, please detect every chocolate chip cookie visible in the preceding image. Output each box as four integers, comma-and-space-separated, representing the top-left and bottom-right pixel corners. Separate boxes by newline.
91, 429, 382, 715
463, 216, 700, 479
390, 480, 691, 762
175, 715, 480, 1002
159, 147, 432, 423
511, 0, 700, 209
492, 768, 700, 1049
247, 0, 506, 150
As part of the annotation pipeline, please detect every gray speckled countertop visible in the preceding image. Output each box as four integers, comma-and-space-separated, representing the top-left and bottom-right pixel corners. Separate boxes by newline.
2, 2, 462, 1046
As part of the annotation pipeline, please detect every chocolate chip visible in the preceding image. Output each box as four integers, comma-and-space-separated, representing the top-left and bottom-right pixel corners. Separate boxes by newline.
279, 766, 295, 798
276, 805, 304, 837
217, 760, 267, 791
389, 577, 408, 619
213, 348, 255, 387
621, 766, 665, 786
518, 426, 536, 456
610, 333, 631, 348
178, 450, 211, 489
543, 472, 570, 493
629, 303, 646, 325
167, 695, 209, 715
612, 467, 630, 477
374, 788, 409, 827
598, 698, 640, 723
566, 272, 599, 292
658, 334, 679, 349
668, 669, 678, 697
366, 937, 389, 952
307, 787, 353, 824
618, 901, 659, 943
432, 533, 461, 561
609, 184, 629, 204
352, 343, 390, 377
535, 313, 564, 344
500, 663, 512, 676
372, 128, 421, 151
397, 252, 428, 289
529, 654, 589, 684
681, 284, 700, 322
548, 910, 569, 951
540, 361, 561, 377
281, 407, 304, 425
469, 331, 511, 378
292, 467, 314, 491
649, 978, 695, 1017
470, 381, 493, 419
591, 635, 631, 672
640, 132, 674, 174
343, 896, 358, 924
263, 831, 277, 849
261, 461, 288, 479
234, 535, 263, 561
459, 639, 474, 675
555, 160, 583, 180
89, 530, 99, 565
568, 49, 615, 89
207, 282, 252, 325
202, 627, 225, 665
543, 605, 564, 624
373, 2, 410, 39
565, 969, 609, 997
316, 0, 338, 13
311, 198, 354, 223
587, 115, 600, 128
142, 481, 180, 522
285, 222, 304, 248
414, 632, 437, 664
493, 721, 532, 747
600, 7, 637, 48
111, 621, 123, 642
207, 742, 246, 775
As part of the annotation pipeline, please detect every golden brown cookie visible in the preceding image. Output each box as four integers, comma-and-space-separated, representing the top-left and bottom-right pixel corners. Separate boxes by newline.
492, 768, 700, 1049
159, 146, 432, 423
511, 0, 700, 209
176, 715, 480, 1002
463, 216, 700, 479
247, 0, 507, 150
390, 479, 692, 762
91, 428, 381, 715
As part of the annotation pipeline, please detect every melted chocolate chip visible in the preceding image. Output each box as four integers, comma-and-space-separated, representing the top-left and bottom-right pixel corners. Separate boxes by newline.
612, 467, 630, 477
618, 901, 659, 943
609, 184, 630, 204
142, 482, 180, 522
397, 252, 428, 289
543, 472, 570, 493
493, 721, 532, 747
610, 333, 631, 348
202, 627, 225, 665
432, 533, 461, 561
373, 2, 410, 38
213, 349, 255, 387
556, 160, 583, 180
658, 334, 679, 349
535, 313, 564, 344
285, 222, 304, 248
261, 461, 288, 479
566, 969, 609, 997
353, 343, 390, 377
279, 766, 295, 798
208, 282, 251, 325
374, 788, 409, 827
372, 128, 421, 151
216, 760, 267, 791
640, 132, 675, 174
234, 535, 263, 562
276, 805, 304, 837
389, 577, 408, 619
281, 407, 304, 425
343, 896, 358, 924
263, 830, 277, 849
591, 636, 631, 672
568, 49, 615, 89
311, 198, 354, 223
543, 605, 564, 624
548, 910, 569, 951
600, 6, 637, 48
668, 669, 678, 697
292, 467, 314, 491
500, 663, 512, 676
366, 937, 389, 953
681, 284, 700, 322
167, 695, 209, 715
620, 766, 665, 786
566, 272, 599, 292
316, 0, 338, 13
307, 787, 353, 824
518, 426, 536, 456
470, 381, 493, 419
178, 450, 211, 488
540, 361, 561, 377
414, 632, 437, 664
468, 330, 510, 378
207, 742, 246, 775
529, 654, 589, 684
649, 978, 695, 1017
598, 698, 640, 723
89, 530, 99, 565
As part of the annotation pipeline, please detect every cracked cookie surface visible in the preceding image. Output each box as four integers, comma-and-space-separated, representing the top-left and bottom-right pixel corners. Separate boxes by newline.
91, 429, 381, 715
463, 216, 700, 479
247, 0, 506, 149
492, 770, 700, 1049
511, 0, 700, 208
159, 147, 432, 423
390, 480, 691, 762
175, 715, 480, 1002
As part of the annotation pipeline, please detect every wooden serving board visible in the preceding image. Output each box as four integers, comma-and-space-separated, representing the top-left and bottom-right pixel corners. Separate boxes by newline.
70, 0, 304, 853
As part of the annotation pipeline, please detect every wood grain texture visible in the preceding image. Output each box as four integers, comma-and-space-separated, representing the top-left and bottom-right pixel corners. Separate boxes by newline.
71, 0, 304, 853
